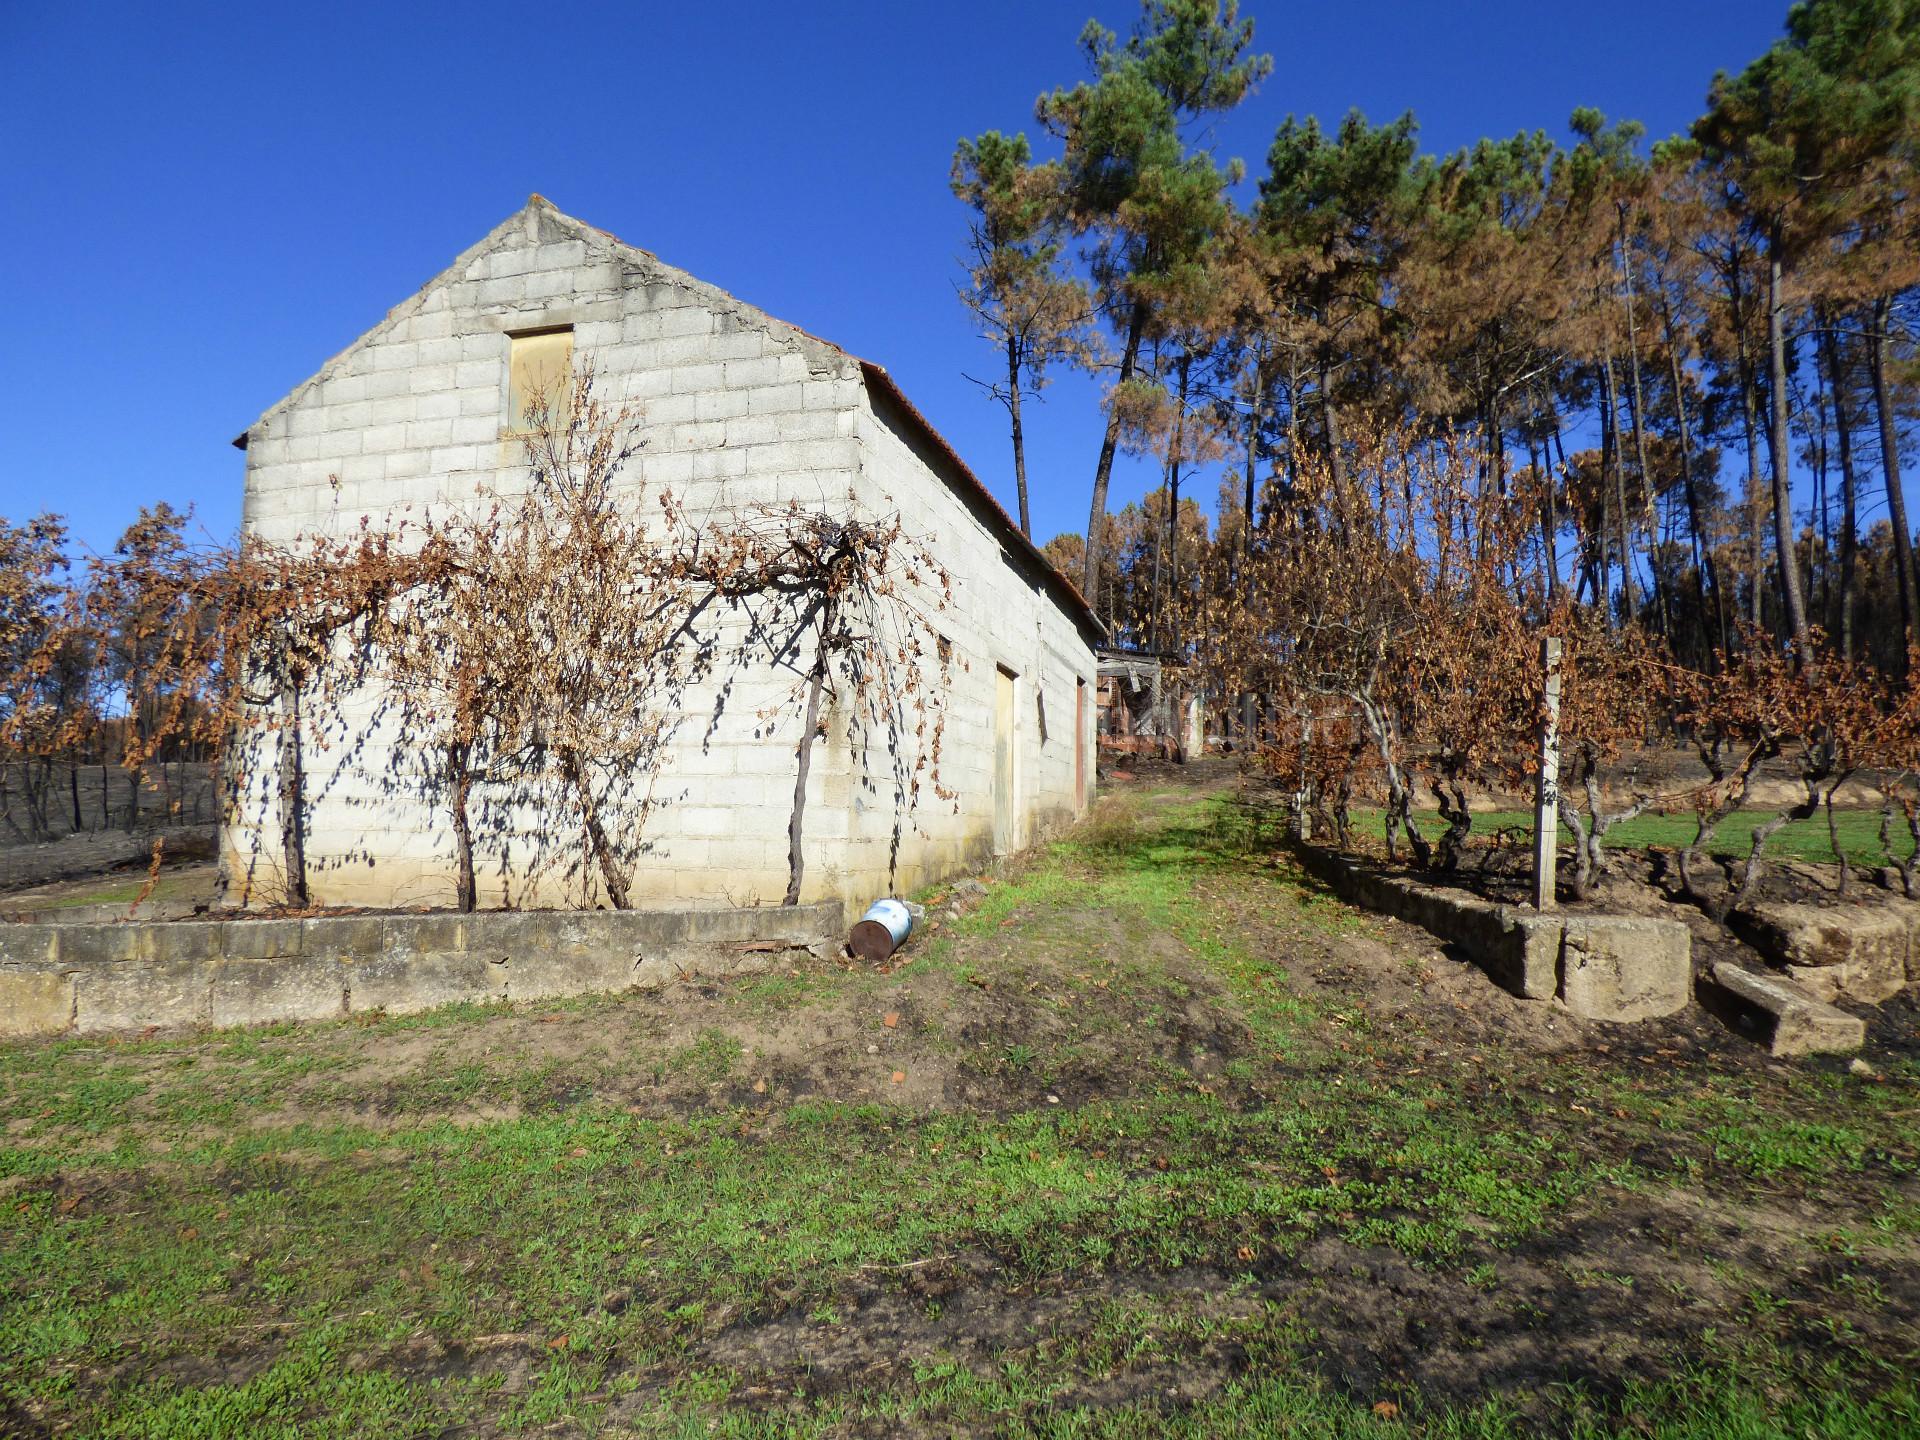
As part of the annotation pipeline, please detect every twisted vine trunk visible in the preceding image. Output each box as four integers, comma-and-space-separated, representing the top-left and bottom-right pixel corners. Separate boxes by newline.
277, 674, 308, 908
449, 741, 476, 913
785, 638, 831, 907
1431, 774, 1472, 871
558, 746, 629, 910
1555, 756, 1653, 902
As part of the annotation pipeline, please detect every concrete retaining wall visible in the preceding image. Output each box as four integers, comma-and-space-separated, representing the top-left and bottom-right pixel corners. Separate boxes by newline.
0, 902, 843, 1040
1296, 847, 1691, 1022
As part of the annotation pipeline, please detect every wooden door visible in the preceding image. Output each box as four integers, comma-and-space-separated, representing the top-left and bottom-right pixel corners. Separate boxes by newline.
994, 666, 1016, 853
1075, 678, 1087, 806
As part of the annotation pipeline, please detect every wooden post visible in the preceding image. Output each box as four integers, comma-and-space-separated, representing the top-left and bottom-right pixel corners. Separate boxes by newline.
1533, 636, 1563, 911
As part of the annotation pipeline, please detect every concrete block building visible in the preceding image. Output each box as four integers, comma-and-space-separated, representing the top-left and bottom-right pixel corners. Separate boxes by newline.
225, 197, 1102, 912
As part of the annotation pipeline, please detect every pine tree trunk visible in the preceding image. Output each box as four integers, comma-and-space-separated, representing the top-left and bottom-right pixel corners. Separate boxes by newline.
1810, 368, 1832, 634
1285, 353, 1301, 494
1766, 246, 1812, 655
1869, 296, 1917, 650
1319, 350, 1348, 495
1008, 336, 1030, 539
1820, 320, 1860, 660
1164, 353, 1191, 645
1739, 348, 1765, 630
1527, 427, 1554, 601
1148, 479, 1165, 647
1242, 353, 1262, 557
1621, 375, 1669, 636
1542, 397, 1566, 597
1618, 212, 1666, 637
1083, 301, 1147, 598
1663, 314, 1725, 661
1601, 355, 1637, 622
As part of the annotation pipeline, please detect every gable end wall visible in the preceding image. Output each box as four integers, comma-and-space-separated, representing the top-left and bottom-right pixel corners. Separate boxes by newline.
225, 203, 1093, 913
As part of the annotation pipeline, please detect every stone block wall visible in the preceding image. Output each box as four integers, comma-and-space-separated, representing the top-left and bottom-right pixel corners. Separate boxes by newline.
848, 383, 1097, 897
1729, 898, 1920, 1004
0, 902, 842, 1040
1296, 846, 1692, 1023
224, 198, 1097, 914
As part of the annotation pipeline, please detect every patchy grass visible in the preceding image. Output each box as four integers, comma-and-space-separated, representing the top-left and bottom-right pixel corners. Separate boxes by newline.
1350, 804, 1906, 868
2, 778, 1916, 1436
2, 865, 219, 915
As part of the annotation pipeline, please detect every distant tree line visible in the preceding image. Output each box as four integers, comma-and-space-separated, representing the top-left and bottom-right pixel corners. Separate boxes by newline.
0, 503, 221, 843
952, 0, 1920, 893
953, 0, 1920, 674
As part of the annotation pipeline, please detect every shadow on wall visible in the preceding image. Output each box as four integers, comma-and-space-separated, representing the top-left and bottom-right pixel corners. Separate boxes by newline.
218, 398, 960, 917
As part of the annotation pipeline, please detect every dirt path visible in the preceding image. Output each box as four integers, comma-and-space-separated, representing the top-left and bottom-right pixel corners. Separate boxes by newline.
0, 823, 215, 900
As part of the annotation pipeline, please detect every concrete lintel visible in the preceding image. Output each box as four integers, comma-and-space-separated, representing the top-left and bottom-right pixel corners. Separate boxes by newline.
1706, 961, 1865, 1057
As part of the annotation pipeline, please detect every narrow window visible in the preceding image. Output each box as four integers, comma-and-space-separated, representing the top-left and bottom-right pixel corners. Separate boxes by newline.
507, 327, 573, 431
1035, 689, 1049, 745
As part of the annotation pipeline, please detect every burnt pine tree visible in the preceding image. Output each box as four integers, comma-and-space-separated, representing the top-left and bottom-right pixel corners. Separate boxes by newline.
1038, 0, 1269, 600
950, 133, 1090, 539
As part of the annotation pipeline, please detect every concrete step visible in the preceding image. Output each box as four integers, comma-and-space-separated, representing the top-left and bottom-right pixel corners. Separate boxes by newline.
1705, 961, 1866, 1057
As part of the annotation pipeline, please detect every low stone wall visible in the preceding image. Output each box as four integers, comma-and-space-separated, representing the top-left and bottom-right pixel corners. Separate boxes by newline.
0, 902, 844, 1040
1295, 846, 1690, 1023
1730, 897, 1920, 1005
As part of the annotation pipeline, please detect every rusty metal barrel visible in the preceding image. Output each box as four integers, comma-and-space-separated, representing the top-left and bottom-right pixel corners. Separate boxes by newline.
848, 898, 914, 964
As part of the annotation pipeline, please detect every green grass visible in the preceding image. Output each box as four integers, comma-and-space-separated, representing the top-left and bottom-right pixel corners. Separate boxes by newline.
28, 871, 210, 911
2, 786, 1915, 1435
1350, 804, 1906, 867
5, 1092, 1909, 1435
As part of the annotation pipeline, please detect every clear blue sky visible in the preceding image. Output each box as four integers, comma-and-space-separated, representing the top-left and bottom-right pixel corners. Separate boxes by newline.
1, 0, 1790, 559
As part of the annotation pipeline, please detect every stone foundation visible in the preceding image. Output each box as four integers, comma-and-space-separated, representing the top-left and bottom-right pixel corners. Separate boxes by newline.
0, 902, 843, 1040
